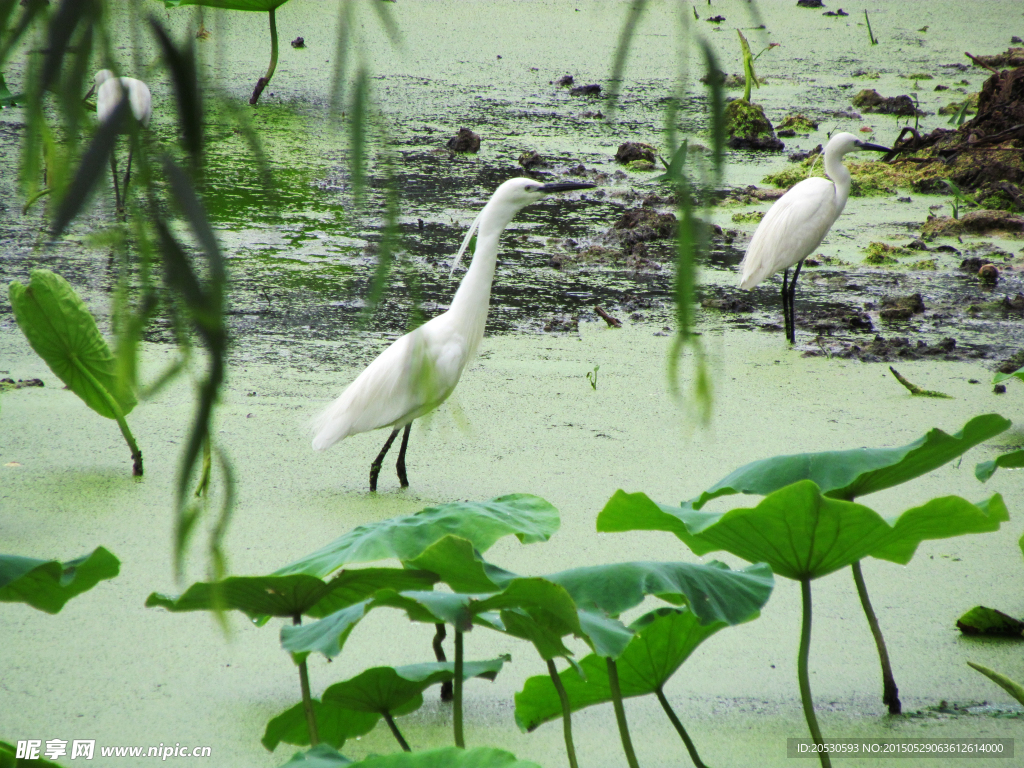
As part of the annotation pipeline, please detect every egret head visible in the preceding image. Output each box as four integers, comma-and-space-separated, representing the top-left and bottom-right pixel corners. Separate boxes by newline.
450, 177, 597, 275
827, 131, 891, 157
94, 69, 116, 87
492, 176, 597, 213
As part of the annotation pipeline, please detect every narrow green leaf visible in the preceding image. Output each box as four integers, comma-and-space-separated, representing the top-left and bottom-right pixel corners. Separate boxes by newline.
275, 495, 559, 579
0, 740, 65, 767
163, 0, 290, 11
9, 270, 136, 418
263, 699, 378, 752
605, 0, 647, 117
993, 365, 1024, 385
348, 66, 368, 207
0, 547, 119, 613
976, 449, 1024, 482
966, 662, 1024, 706
150, 19, 203, 159
515, 607, 726, 731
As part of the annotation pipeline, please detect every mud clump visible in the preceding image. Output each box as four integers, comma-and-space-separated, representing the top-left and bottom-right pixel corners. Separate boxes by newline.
827, 335, 963, 362
0, 377, 44, 392
808, 307, 874, 334
998, 349, 1024, 373
700, 290, 754, 312
724, 185, 786, 204
446, 127, 481, 153
544, 314, 579, 333
556, 75, 574, 87
973, 47, 1024, 68
922, 209, 1024, 237
570, 84, 601, 96
880, 293, 926, 320
724, 98, 784, 151
851, 89, 922, 116
776, 114, 819, 132
615, 142, 656, 164
611, 207, 677, 250
796, 0, 824, 7
518, 151, 547, 169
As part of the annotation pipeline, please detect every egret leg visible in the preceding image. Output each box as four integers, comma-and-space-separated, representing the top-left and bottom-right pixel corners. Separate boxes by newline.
122, 144, 135, 218
780, 268, 793, 343
369, 428, 401, 492
109, 150, 123, 215
395, 422, 412, 488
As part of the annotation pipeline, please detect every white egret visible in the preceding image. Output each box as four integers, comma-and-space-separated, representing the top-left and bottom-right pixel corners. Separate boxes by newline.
312, 177, 597, 491
89, 69, 152, 214
738, 131, 890, 344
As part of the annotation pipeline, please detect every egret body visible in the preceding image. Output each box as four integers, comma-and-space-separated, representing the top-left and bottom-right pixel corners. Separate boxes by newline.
313, 177, 596, 491
738, 132, 890, 343
91, 69, 152, 214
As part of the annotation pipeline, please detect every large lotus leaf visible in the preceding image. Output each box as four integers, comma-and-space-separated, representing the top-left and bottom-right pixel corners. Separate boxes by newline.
275, 495, 559, 578
9, 270, 136, 419
576, 609, 636, 659
0, 740, 64, 766
147, 569, 434, 620
323, 657, 508, 717
600, 483, 892, 580
976, 449, 1024, 482
689, 414, 1010, 506
499, 608, 576, 660
281, 600, 372, 661
405, 535, 517, 593
545, 560, 773, 626
514, 607, 727, 731
164, 0, 290, 11
262, 699, 379, 752
0, 548, 119, 613
871, 494, 1008, 563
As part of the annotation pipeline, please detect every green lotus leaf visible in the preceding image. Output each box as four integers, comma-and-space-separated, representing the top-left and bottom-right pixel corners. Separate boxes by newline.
281, 600, 372, 661
599, 484, 1007, 579
515, 607, 726, 731
956, 606, 1024, 637
275, 495, 559, 578
262, 699, 378, 752
9, 270, 136, 419
323, 657, 509, 717
146, 569, 436, 620
0, 547, 119, 613
976, 449, 1024, 482
993, 365, 1024, 385
545, 560, 773, 626
0, 740, 65, 766
278, 743, 352, 768
404, 535, 516, 593
688, 414, 1010, 505
349, 747, 543, 768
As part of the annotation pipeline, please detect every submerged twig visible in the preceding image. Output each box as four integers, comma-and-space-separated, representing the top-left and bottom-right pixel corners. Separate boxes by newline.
889, 366, 953, 398
964, 51, 999, 75
595, 305, 622, 327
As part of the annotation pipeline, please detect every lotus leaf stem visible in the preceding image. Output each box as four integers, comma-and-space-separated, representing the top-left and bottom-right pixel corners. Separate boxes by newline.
654, 686, 709, 768
433, 623, 453, 701
292, 614, 319, 746
383, 711, 411, 752
606, 657, 640, 768
799, 578, 830, 768
546, 659, 579, 768
453, 629, 464, 748
851, 561, 901, 714
70, 354, 142, 475
249, 8, 279, 105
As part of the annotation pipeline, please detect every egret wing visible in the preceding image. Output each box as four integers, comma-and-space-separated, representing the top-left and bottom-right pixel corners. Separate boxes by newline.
739, 178, 840, 289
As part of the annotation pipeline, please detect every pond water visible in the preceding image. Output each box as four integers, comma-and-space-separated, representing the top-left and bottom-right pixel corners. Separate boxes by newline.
2, 1, 1024, 767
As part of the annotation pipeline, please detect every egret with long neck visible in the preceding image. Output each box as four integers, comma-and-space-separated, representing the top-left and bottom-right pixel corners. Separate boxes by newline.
738, 132, 890, 344
312, 177, 596, 491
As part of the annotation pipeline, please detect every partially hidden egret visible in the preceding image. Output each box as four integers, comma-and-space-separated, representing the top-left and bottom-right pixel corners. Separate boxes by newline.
738, 131, 890, 344
312, 177, 597, 491
89, 69, 152, 215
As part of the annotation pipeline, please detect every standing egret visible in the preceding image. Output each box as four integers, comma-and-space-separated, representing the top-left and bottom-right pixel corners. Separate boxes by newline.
738, 132, 890, 344
89, 69, 152, 214
313, 177, 596, 491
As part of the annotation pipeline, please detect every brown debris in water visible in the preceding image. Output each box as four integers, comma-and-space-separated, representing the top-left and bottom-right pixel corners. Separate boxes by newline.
880, 293, 926, 320
922, 209, 1024, 237
851, 89, 922, 116
615, 142, 656, 164
446, 127, 481, 153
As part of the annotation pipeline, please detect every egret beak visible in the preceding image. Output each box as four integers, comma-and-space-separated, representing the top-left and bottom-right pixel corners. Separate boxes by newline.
539, 181, 597, 193
84, 84, 96, 100
854, 140, 891, 153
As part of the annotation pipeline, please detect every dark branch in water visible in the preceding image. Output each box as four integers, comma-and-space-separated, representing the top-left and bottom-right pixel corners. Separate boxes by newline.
595, 305, 622, 328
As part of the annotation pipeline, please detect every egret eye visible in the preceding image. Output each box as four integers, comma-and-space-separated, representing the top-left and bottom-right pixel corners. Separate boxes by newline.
524, 185, 539, 193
